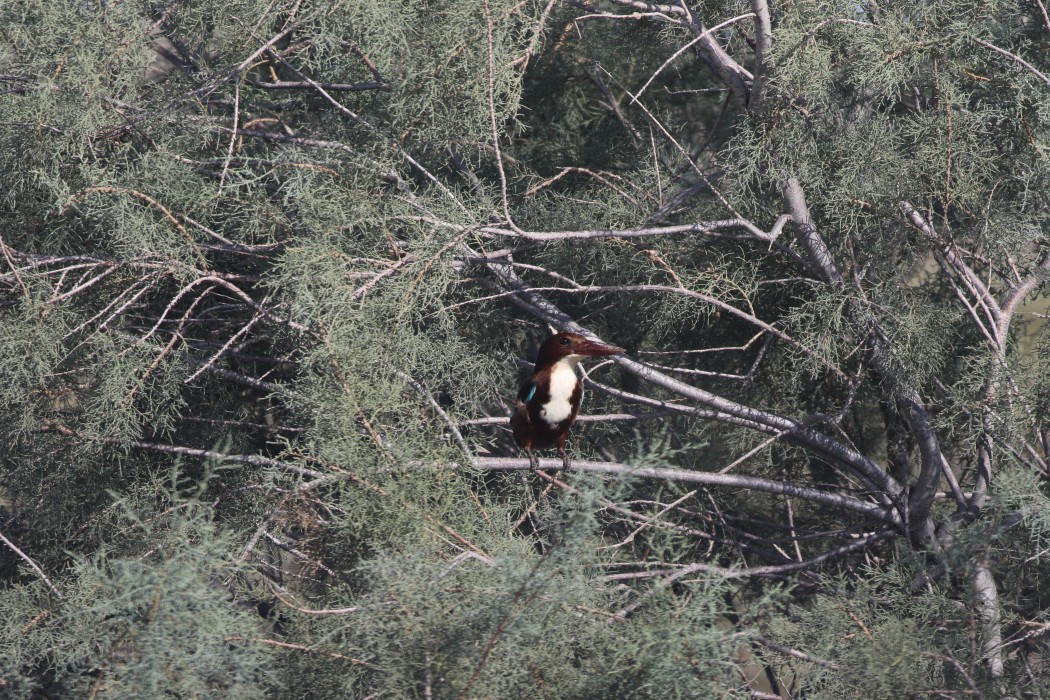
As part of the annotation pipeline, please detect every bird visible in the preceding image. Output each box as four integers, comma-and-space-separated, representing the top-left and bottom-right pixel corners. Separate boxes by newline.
511, 332, 625, 470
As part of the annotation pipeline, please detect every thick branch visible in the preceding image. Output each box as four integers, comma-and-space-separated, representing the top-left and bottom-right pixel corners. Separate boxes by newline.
782, 177, 844, 290
973, 558, 1004, 678
749, 0, 773, 114
784, 184, 945, 542
678, 3, 754, 107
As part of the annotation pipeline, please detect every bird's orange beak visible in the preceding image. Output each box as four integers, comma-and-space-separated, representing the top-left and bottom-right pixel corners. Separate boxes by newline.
574, 339, 625, 356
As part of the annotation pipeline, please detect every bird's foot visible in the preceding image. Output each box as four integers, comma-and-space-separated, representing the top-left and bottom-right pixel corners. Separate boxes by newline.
558, 447, 571, 470
526, 449, 539, 471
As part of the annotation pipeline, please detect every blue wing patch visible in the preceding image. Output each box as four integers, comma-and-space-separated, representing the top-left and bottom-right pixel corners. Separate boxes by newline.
517, 381, 537, 403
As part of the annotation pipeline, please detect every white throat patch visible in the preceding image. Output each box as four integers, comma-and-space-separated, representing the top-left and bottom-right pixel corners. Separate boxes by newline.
540, 356, 581, 426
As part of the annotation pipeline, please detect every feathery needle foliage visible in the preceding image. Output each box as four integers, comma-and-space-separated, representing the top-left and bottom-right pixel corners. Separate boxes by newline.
2, 0, 1050, 697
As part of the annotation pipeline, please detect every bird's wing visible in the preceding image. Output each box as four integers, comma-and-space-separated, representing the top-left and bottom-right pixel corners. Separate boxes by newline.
516, 380, 537, 404
510, 382, 535, 448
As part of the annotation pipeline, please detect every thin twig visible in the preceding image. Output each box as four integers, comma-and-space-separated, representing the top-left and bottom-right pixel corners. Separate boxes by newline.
973, 37, 1050, 86
184, 309, 265, 383
226, 636, 374, 666
752, 634, 842, 671
246, 78, 388, 91
612, 531, 892, 616
217, 80, 241, 197
0, 530, 62, 598
0, 233, 29, 296
40, 420, 326, 479
483, 0, 517, 230
62, 187, 208, 268
718, 430, 789, 474
397, 370, 473, 459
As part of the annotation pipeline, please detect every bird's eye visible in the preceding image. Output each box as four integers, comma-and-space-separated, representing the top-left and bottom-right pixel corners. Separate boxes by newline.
558, 337, 571, 346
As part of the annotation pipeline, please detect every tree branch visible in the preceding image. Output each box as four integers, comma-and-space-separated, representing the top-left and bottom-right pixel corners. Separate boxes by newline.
973, 557, 1004, 678
677, 2, 754, 107
0, 530, 62, 598
473, 457, 898, 524
632, 12, 756, 104
973, 37, 1050, 87
748, 0, 772, 114
782, 177, 844, 290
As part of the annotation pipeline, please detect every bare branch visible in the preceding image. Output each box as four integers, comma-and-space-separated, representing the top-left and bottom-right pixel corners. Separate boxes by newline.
0, 530, 62, 598
211, 126, 357, 156
1036, 0, 1050, 35
459, 411, 673, 426
396, 370, 473, 460
0, 233, 29, 297
999, 247, 1050, 337
632, 13, 756, 104
245, 78, 388, 91
717, 430, 789, 474
483, 0, 517, 229
62, 187, 208, 268
217, 79, 241, 197
973, 558, 1004, 678
611, 530, 893, 616
748, 0, 772, 114
782, 177, 844, 290
40, 420, 327, 480
183, 309, 266, 384
605, 0, 686, 18
225, 636, 374, 666
973, 37, 1050, 87
481, 219, 776, 242
584, 63, 645, 142
62, 273, 165, 340
231, 21, 298, 76
473, 457, 898, 524
43, 264, 120, 305
676, 2, 753, 106
461, 276, 841, 376
752, 634, 842, 671
903, 204, 1001, 330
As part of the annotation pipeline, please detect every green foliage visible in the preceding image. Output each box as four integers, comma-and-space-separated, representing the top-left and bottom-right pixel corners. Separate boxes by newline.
2, 0, 1050, 697
771, 588, 939, 699
1, 468, 274, 698
299, 546, 740, 699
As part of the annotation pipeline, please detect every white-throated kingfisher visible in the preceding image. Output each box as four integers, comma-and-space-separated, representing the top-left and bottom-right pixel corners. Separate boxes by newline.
511, 332, 625, 469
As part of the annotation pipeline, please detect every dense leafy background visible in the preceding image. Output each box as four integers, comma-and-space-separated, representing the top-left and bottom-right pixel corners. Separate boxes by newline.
1, 0, 1050, 697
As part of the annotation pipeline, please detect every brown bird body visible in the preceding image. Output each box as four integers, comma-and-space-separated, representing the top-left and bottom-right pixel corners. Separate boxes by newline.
511, 332, 624, 469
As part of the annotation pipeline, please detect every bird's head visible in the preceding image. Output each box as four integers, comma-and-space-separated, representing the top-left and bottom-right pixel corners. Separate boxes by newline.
535, 332, 625, 367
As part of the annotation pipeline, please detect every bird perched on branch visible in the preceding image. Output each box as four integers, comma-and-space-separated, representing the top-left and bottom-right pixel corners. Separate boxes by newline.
511, 332, 624, 469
